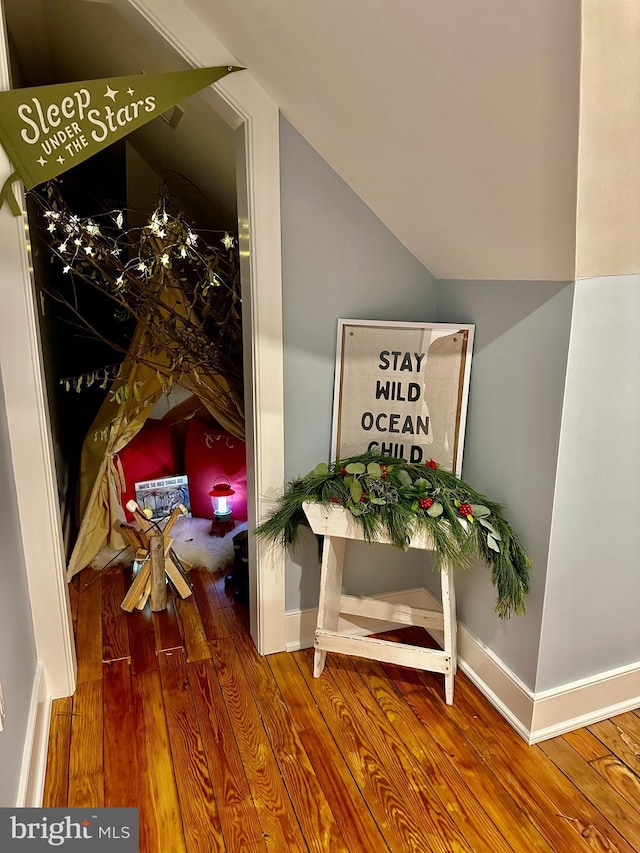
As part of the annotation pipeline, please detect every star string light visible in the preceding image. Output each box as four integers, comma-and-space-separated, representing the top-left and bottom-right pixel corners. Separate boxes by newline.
30, 180, 244, 416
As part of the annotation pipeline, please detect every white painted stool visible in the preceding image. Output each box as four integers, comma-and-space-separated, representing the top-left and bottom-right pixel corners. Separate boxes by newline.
303, 501, 457, 704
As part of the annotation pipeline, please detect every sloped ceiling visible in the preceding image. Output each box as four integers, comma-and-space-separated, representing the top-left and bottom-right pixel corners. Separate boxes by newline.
3, 0, 238, 229
184, 0, 582, 281
4, 0, 583, 280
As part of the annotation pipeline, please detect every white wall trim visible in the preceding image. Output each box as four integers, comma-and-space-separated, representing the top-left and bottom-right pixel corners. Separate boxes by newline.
286, 585, 640, 744
0, 4, 77, 700
454, 621, 535, 741
284, 587, 433, 652
529, 660, 640, 743
16, 663, 52, 807
114, 0, 286, 655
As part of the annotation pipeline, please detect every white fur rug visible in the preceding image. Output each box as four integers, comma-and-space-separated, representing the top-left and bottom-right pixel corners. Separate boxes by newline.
90, 516, 248, 572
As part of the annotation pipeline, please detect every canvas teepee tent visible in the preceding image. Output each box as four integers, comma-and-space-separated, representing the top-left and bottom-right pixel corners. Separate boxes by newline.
31, 188, 245, 578
66, 294, 244, 578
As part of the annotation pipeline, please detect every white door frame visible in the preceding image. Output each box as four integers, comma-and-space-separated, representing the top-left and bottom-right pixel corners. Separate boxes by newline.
0, 0, 286, 699
0, 1, 78, 699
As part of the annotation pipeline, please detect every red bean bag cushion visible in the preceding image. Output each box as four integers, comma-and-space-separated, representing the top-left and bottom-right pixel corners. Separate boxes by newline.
184, 419, 248, 522
116, 421, 180, 521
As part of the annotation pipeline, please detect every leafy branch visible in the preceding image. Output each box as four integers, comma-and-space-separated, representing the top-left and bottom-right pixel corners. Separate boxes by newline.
256, 451, 531, 619
29, 180, 244, 417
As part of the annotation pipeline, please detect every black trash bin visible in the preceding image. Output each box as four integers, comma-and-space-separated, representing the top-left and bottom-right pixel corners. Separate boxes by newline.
225, 529, 249, 602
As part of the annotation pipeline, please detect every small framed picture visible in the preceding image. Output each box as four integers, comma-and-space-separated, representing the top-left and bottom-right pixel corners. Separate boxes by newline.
332, 319, 474, 475
134, 474, 191, 520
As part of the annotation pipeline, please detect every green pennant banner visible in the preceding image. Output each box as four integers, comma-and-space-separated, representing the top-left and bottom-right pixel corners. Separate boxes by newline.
0, 65, 242, 214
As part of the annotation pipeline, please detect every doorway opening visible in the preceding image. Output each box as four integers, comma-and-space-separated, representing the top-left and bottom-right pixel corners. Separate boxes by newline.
0, 0, 286, 697
5, 0, 252, 635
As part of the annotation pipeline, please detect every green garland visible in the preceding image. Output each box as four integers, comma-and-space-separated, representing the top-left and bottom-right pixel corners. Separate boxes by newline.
255, 451, 531, 619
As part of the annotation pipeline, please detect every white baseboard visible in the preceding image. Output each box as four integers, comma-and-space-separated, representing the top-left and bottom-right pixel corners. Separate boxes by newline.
285, 587, 431, 652
529, 660, 640, 743
16, 662, 52, 807
454, 624, 535, 741
285, 587, 640, 744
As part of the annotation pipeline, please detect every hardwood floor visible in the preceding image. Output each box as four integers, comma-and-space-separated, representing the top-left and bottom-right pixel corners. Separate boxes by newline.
43, 564, 640, 852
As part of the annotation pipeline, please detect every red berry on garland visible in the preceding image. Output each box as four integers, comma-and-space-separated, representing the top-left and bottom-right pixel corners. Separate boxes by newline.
340, 467, 347, 476
380, 465, 388, 478
330, 497, 341, 504
459, 503, 473, 516
426, 459, 439, 469
359, 494, 367, 502
419, 498, 433, 510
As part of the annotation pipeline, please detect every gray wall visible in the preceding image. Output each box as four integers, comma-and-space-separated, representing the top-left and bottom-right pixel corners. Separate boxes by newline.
0, 371, 38, 806
279, 117, 439, 610
436, 280, 574, 688
536, 275, 640, 690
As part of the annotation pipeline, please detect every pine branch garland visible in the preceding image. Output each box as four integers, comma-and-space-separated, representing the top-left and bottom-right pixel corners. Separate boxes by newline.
256, 451, 531, 619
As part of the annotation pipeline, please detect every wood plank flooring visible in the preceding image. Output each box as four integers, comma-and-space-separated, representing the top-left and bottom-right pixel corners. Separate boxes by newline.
44, 564, 640, 852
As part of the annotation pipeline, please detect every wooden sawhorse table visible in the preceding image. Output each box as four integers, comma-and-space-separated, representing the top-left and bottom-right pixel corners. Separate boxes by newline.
303, 501, 457, 704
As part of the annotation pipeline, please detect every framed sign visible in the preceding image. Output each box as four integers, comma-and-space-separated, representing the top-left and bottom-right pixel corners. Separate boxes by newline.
135, 475, 191, 520
331, 319, 474, 476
